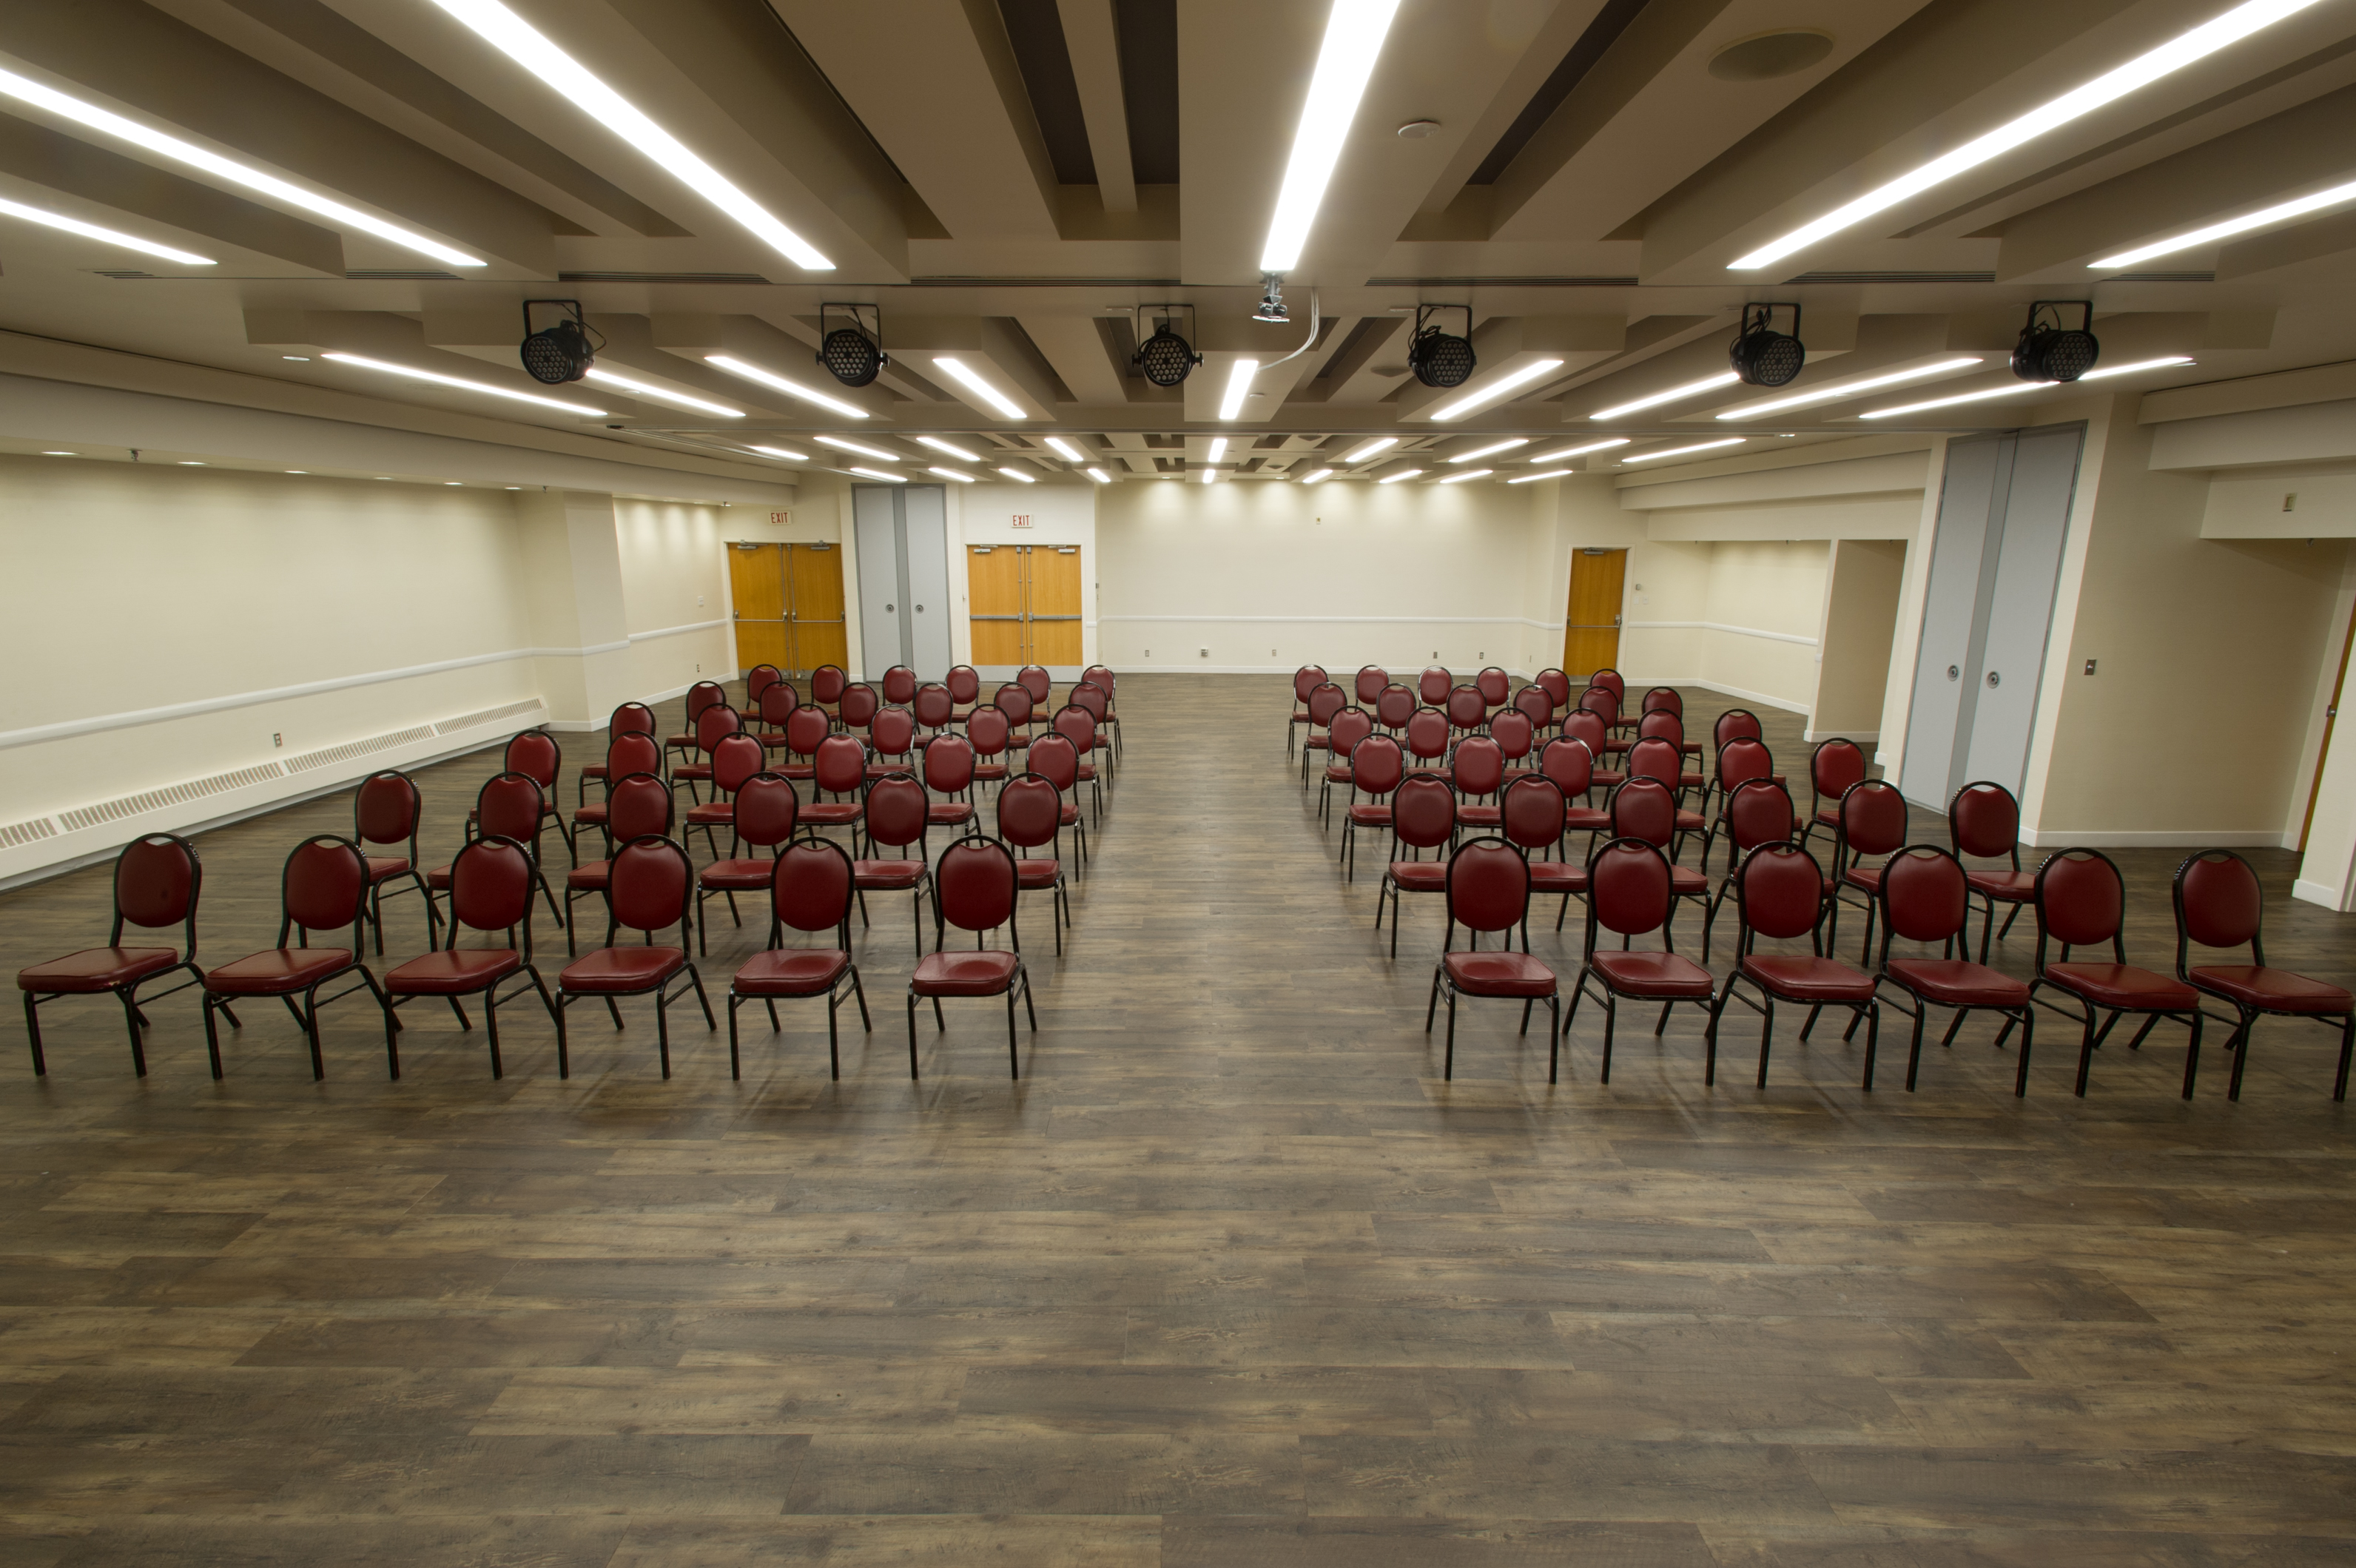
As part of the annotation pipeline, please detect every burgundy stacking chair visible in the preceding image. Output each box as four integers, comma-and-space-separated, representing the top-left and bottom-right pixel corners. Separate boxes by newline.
667, 680, 725, 764
912, 682, 955, 741
778, 704, 830, 781
745, 664, 784, 716
1376, 775, 1455, 960
1052, 704, 1105, 824
1634, 714, 1705, 790
1536, 738, 1612, 835
499, 728, 573, 864
1871, 845, 2036, 1095
1609, 777, 1710, 937
1582, 687, 1626, 753
1287, 664, 1329, 757
434, 773, 565, 933
565, 773, 673, 952
1626, 738, 1706, 850
18, 833, 205, 1077
923, 734, 979, 830
1402, 707, 1452, 779
201, 835, 388, 1082
553, 835, 713, 1079
967, 704, 1014, 787
1355, 664, 1388, 706
1374, 683, 1418, 736
1475, 666, 1509, 712
1800, 738, 1867, 854
753, 683, 800, 751
354, 770, 436, 955
1640, 685, 1683, 724
1418, 666, 1452, 707
380, 835, 559, 1080
1699, 738, 1779, 872
2015, 849, 2203, 1098
2174, 849, 2355, 1101
1026, 733, 1091, 867
684, 733, 766, 860
729, 836, 870, 1080
1712, 708, 1765, 755
1424, 837, 1558, 1081
575, 733, 664, 855
837, 682, 881, 739
802, 734, 870, 853
946, 664, 983, 717
1068, 683, 1117, 779
582, 701, 658, 805
1451, 735, 1507, 832
1949, 781, 2033, 962
907, 835, 1036, 1080
881, 664, 918, 707
1512, 684, 1555, 737
1503, 775, 1586, 942
810, 664, 848, 710
1444, 684, 1487, 741
1700, 778, 1810, 962
1298, 682, 1348, 784
996, 682, 1037, 746
1017, 665, 1053, 717
694, 773, 798, 952
866, 706, 920, 779
1489, 710, 1535, 778
853, 774, 935, 955
673, 704, 743, 805
1568, 838, 1716, 1083
1591, 668, 1626, 712
1535, 669, 1572, 712
1080, 665, 1121, 758
1339, 733, 1405, 882
997, 773, 1072, 955
1706, 841, 1877, 1088
1825, 779, 1910, 961
1318, 708, 1376, 829
1560, 710, 1623, 789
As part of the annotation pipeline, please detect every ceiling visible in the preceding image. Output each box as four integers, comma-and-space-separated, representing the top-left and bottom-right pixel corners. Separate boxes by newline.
3, 0, 2353, 489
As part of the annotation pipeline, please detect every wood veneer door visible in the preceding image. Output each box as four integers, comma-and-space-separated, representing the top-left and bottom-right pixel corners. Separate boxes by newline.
727, 542, 787, 675
785, 542, 847, 676
1030, 545, 1083, 666
968, 545, 1028, 665
1562, 547, 1626, 680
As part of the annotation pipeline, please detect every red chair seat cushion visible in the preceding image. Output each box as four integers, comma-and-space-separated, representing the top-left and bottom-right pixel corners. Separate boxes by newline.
1443, 950, 1557, 997
1387, 861, 1447, 892
1591, 770, 1626, 789
674, 765, 713, 782
779, 764, 818, 781
684, 803, 735, 826
2044, 962, 2198, 1011
1529, 863, 1589, 895
1885, 958, 2029, 1007
2189, 965, 2354, 1015
665, 733, 695, 749
1458, 805, 1501, 828
364, 855, 411, 882
929, 804, 977, 827
1565, 807, 1610, 831
1590, 949, 1714, 997
582, 764, 610, 779
207, 949, 354, 995
865, 761, 916, 779
1814, 806, 1842, 828
1842, 864, 1885, 895
560, 946, 686, 994
1670, 867, 1709, 896
1743, 954, 1874, 1002
573, 804, 609, 827
802, 804, 863, 826
854, 860, 929, 889
426, 864, 454, 890
383, 949, 521, 996
1076, 763, 1096, 781
1674, 810, 1706, 832
973, 764, 1008, 783
733, 949, 850, 997
1016, 859, 1061, 889
1347, 804, 1393, 827
1325, 764, 1352, 784
1291, 713, 1314, 724
910, 950, 1020, 996
1967, 869, 2036, 901
568, 861, 611, 892
699, 860, 774, 892
18, 948, 181, 994
756, 733, 790, 749
1060, 804, 1080, 827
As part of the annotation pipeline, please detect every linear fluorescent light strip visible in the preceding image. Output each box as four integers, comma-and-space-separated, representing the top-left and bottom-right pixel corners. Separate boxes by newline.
748, 445, 807, 460
929, 465, 975, 482
1530, 437, 1630, 464
424, 0, 828, 269
1592, 371, 1740, 421
1342, 437, 1397, 463
2092, 175, 2356, 267
1300, 468, 1335, 484
1438, 468, 1490, 483
1449, 437, 1527, 463
705, 354, 869, 418
1432, 358, 1565, 421
934, 357, 1027, 419
1376, 468, 1423, 484
1206, 437, 1228, 465
1083, 467, 1112, 483
1260, 0, 1404, 271
0, 196, 213, 265
815, 434, 898, 461
1731, 0, 2332, 271
849, 466, 904, 482
581, 366, 741, 417
320, 351, 603, 414
997, 465, 1037, 483
918, 436, 979, 460
0, 67, 481, 266
1715, 357, 1983, 420
1620, 437, 1746, 464
1045, 436, 1088, 462
1219, 358, 1259, 420
1505, 470, 1561, 484
1861, 357, 2194, 417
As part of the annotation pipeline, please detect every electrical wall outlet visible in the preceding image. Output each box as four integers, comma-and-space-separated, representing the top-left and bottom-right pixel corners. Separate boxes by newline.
1199, 647, 1208, 658
697, 593, 705, 606
2084, 658, 2097, 675
272, 732, 282, 748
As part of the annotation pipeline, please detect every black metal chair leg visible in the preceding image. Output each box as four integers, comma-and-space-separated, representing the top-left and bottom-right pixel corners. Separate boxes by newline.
728, 995, 742, 1080
906, 993, 920, 1078
2012, 1011, 2033, 1098
1904, 1003, 1928, 1091
1800, 1003, 1822, 1041
1443, 986, 1456, 1080
484, 988, 502, 1080
2181, 1012, 2202, 1100
1600, 991, 1618, 1083
1757, 995, 1776, 1088
656, 993, 672, 1079
117, 990, 147, 1077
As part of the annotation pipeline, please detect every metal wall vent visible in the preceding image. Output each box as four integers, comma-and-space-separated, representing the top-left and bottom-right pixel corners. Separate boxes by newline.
435, 699, 542, 736
283, 724, 438, 775
58, 764, 287, 833
0, 818, 60, 849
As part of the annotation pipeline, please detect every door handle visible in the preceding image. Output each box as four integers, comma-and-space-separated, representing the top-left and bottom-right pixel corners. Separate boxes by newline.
1986, 670, 2002, 688
886, 603, 895, 613
915, 604, 924, 613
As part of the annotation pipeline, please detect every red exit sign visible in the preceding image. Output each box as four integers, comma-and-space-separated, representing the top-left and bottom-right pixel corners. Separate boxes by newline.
1011, 514, 1033, 528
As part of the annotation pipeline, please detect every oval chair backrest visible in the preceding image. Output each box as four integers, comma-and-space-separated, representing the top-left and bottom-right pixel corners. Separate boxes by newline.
1561, 710, 1609, 760
1453, 736, 1504, 797
1840, 780, 1909, 858
747, 665, 782, 707
1017, 667, 1052, 704
760, 684, 800, 728
864, 774, 929, 850
1053, 705, 1097, 753
1539, 737, 1595, 797
1445, 686, 1487, 730
2037, 848, 2123, 950
1637, 710, 1683, 749
1579, 687, 1619, 726
610, 701, 657, 738
1445, 838, 1529, 935
1475, 667, 1509, 706
813, 734, 867, 794
685, 682, 725, 721
913, 684, 955, 729
355, 771, 420, 847
1592, 669, 1626, 704
1326, 708, 1374, 759
1881, 846, 1968, 946
1536, 668, 1572, 707
872, 707, 917, 757
1588, 838, 1672, 938
1489, 710, 1534, 763
1501, 775, 1566, 854
448, 836, 535, 935
696, 704, 743, 754
1404, 708, 1450, 762
967, 705, 1012, 758
115, 834, 198, 931
711, 733, 765, 796
609, 836, 691, 936
1949, 781, 2020, 860
1083, 664, 1116, 695
1391, 775, 1456, 850
1725, 778, 1796, 853
1812, 738, 1865, 802
1640, 687, 1682, 719
506, 730, 560, 790
1375, 684, 1417, 730
608, 774, 674, 841
1418, 666, 1452, 705
810, 665, 848, 704
1609, 776, 1677, 850
1735, 842, 1825, 943
1027, 733, 1079, 792
937, 836, 1018, 934
996, 684, 1036, 728
1350, 734, 1404, 795
1626, 737, 1683, 790
607, 733, 663, 778
997, 775, 1062, 851
1069, 684, 1109, 724
773, 838, 855, 936
786, 705, 831, 760
881, 666, 917, 706
477, 772, 545, 844
1307, 683, 1347, 727
1714, 708, 1763, 750
284, 835, 368, 935
1716, 736, 1774, 792
733, 775, 799, 847
947, 666, 982, 704
839, 684, 880, 729
1513, 686, 1554, 729
2176, 850, 2264, 952
1356, 665, 1387, 704
1295, 665, 1328, 703
924, 734, 976, 795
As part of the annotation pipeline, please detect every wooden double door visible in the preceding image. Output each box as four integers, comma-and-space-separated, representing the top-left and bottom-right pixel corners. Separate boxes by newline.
726, 541, 849, 676
968, 543, 1082, 667
1562, 547, 1626, 679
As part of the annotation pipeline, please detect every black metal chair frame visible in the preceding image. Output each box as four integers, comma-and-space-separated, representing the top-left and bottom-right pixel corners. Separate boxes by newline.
354, 770, 438, 955
21, 833, 206, 1078
996, 773, 1073, 957
2172, 849, 2355, 1102
855, 771, 936, 956
1704, 841, 1877, 1090
727, 832, 872, 1081
906, 835, 1036, 1080
553, 835, 716, 1080
1867, 845, 2036, 1097
1949, 780, 2033, 963
1566, 837, 1716, 1085
1422, 837, 1560, 1083
380, 835, 559, 1080
201, 835, 391, 1082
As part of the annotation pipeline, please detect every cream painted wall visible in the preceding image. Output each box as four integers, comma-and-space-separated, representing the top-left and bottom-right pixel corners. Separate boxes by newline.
613, 498, 730, 701
1812, 538, 1907, 740
1619, 539, 1830, 716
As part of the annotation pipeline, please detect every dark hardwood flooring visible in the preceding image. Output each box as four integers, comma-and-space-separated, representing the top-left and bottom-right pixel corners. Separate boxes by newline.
1, 676, 2352, 1565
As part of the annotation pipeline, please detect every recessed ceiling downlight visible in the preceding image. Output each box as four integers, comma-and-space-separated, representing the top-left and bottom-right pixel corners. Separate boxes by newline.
1707, 30, 1834, 81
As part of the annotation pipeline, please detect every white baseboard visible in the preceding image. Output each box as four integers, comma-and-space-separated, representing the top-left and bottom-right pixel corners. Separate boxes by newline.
1625, 677, 1809, 718
2017, 828, 2290, 849
1806, 727, 1879, 743
2293, 877, 2348, 910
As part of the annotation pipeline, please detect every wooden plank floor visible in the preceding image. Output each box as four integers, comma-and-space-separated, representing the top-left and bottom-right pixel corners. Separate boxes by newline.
2, 675, 2354, 1565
